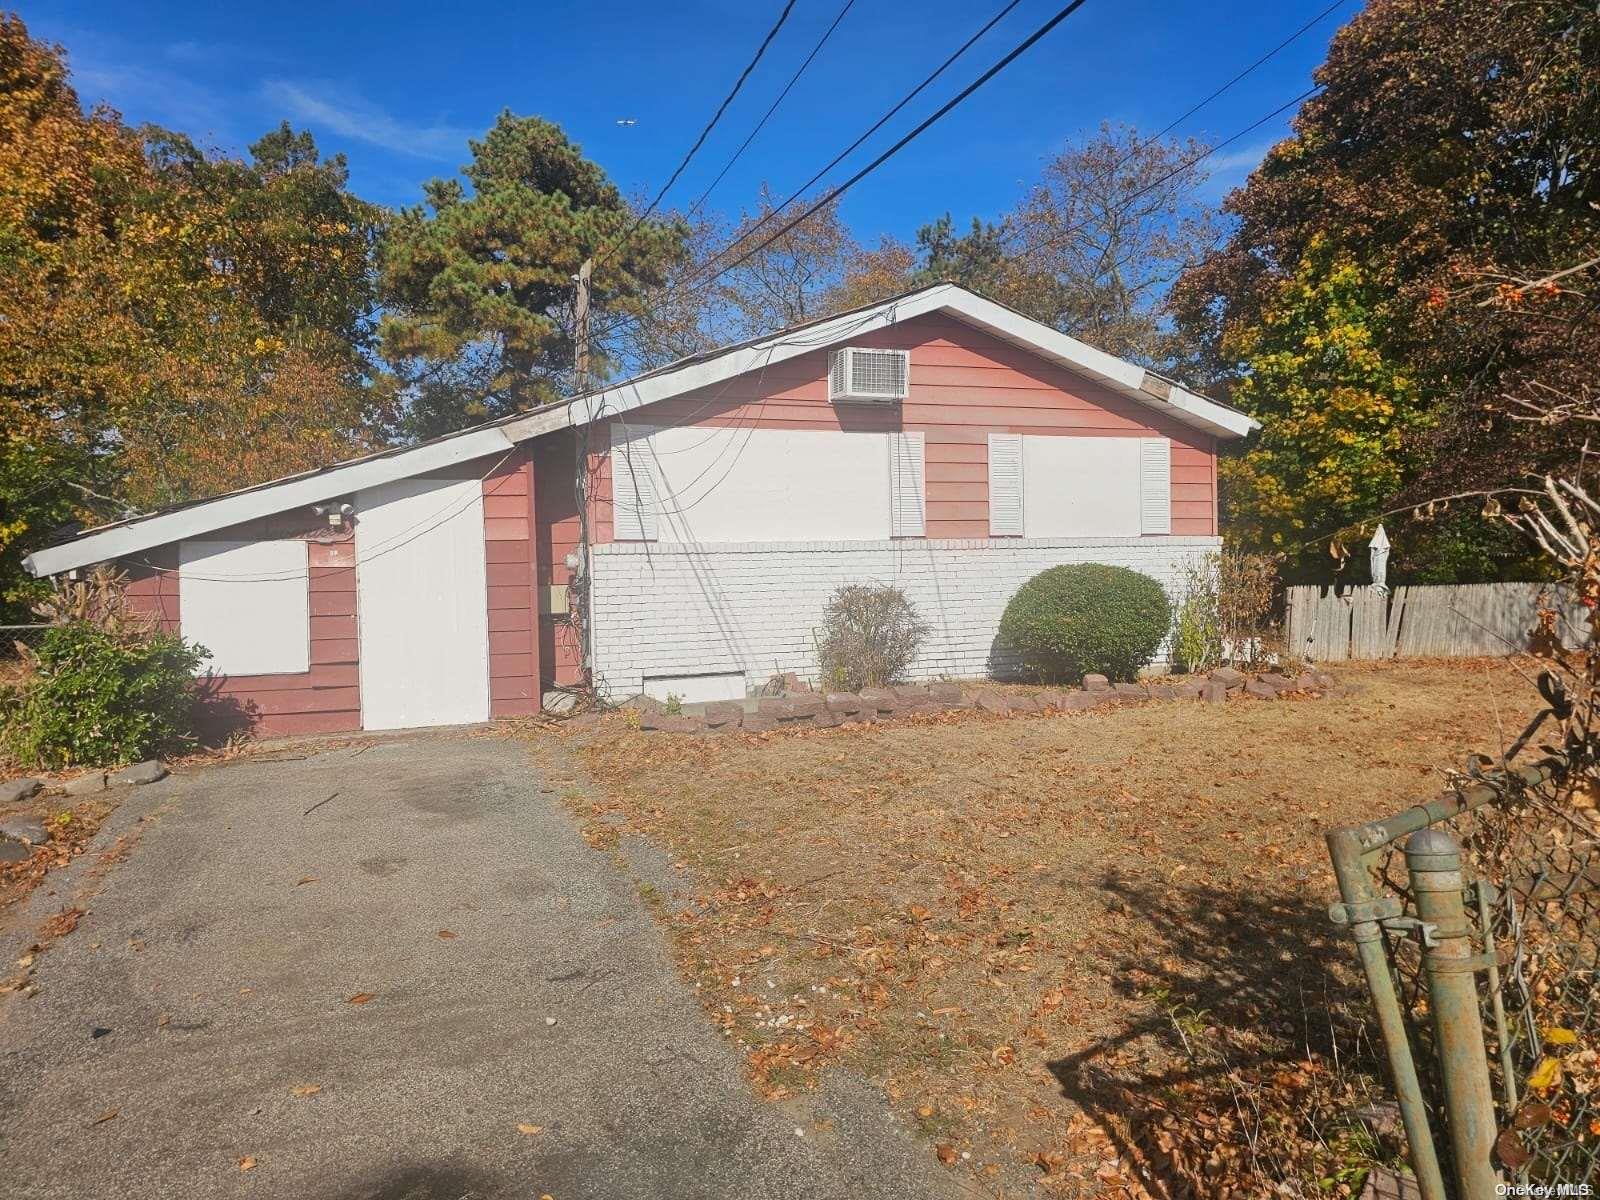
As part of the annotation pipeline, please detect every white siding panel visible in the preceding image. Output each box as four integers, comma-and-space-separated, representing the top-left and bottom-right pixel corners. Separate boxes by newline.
1140, 437, 1172, 535
180, 540, 310, 676
1022, 436, 1141, 538
889, 431, 925, 539
642, 672, 747, 703
987, 434, 1023, 537
356, 476, 489, 730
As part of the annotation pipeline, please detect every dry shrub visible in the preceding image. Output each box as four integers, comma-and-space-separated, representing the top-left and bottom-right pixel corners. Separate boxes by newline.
814, 583, 929, 690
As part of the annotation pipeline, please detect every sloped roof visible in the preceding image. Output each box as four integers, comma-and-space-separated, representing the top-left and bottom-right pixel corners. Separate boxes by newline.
26, 282, 1256, 577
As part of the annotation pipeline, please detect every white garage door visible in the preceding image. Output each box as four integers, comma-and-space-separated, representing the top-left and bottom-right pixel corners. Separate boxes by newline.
356, 475, 489, 730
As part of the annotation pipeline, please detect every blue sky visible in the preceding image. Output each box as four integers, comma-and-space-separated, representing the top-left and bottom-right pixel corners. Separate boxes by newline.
28, 0, 1352, 241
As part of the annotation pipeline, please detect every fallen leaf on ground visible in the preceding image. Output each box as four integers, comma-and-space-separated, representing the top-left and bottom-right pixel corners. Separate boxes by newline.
290, 1084, 322, 1097
935, 1144, 958, 1166
92, 1109, 118, 1125
346, 992, 376, 1005
517, 1123, 545, 1136
296, 876, 318, 886
238, 1156, 257, 1172
437, 930, 457, 940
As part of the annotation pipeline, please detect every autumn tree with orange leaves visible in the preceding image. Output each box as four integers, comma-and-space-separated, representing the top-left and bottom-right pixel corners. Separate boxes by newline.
0, 15, 388, 617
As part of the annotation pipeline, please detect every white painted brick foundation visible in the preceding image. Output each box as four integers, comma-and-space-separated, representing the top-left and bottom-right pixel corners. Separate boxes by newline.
590, 536, 1221, 698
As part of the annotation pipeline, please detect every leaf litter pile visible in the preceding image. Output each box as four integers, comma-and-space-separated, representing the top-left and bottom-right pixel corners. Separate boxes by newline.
546, 661, 1543, 1197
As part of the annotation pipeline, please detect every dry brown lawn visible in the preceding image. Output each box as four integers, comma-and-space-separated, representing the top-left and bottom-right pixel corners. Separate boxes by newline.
532, 660, 1547, 1197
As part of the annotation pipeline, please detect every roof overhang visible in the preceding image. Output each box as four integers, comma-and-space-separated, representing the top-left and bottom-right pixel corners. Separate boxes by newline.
24, 426, 517, 578
26, 283, 1255, 578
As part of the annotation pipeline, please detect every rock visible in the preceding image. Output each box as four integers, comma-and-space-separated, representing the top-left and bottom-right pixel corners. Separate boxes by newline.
857, 687, 899, 713
110, 760, 166, 786
1209, 667, 1246, 689
1293, 671, 1321, 692
823, 692, 864, 714
928, 682, 963, 704
1147, 684, 1179, 701
1311, 669, 1338, 689
541, 690, 578, 715
974, 691, 1012, 715
741, 714, 779, 733
1203, 681, 1229, 704
811, 710, 844, 730
1035, 690, 1069, 710
782, 694, 826, 720
0, 816, 50, 845
0, 778, 43, 805
1355, 1100, 1403, 1144
619, 694, 666, 714
757, 697, 796, 719
1059, 690, 1098, 710
1113, 682, 1148, 699
1169, 680, 1205, 700
1359, 1166, 1422, 1200
1244, 680, 1280, 700
891, 683, 930, 701
1082, 673, 1110, 691
702, 702, 744, 730
1008, 694, 1041, 713
652, 715, 705, 734
1258, 673, 1294, 689
63, 771, 107, 796
0, 841, 31, 863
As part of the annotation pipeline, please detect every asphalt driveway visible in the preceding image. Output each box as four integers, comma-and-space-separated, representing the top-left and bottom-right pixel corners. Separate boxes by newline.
0, 734, 961, 1200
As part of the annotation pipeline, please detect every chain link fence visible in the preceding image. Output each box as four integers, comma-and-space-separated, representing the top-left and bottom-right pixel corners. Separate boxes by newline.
1328, 673, 1600, 1199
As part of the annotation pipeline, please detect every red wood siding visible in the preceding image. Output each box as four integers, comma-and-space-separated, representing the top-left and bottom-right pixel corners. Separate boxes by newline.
483, 448, 540, 715
122, 513, 363, 739
585, 312, 1218, 540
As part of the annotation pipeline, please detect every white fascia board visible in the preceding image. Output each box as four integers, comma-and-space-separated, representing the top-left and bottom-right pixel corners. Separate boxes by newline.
25, 427, 517, 578
503, 283, 1256, 445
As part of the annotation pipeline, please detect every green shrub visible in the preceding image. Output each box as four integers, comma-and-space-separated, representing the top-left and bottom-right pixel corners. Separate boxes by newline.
815, 584, 930, 690
0, 622, 208, 769
998, 564, 1172, 682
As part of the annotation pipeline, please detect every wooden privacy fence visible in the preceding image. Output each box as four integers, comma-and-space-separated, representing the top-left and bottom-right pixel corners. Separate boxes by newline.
1285, 582, 1581, 661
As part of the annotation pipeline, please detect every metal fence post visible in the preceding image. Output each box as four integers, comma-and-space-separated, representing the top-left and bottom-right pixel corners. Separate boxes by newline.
1406, 829, 1501, 1200
1326, 827, 1447, 1200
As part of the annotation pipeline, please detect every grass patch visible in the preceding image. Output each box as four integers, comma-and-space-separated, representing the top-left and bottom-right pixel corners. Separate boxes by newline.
544, 660, 1541, 1195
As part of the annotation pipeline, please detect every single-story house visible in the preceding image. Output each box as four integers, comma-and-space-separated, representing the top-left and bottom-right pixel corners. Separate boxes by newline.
24, 283, 1257, 736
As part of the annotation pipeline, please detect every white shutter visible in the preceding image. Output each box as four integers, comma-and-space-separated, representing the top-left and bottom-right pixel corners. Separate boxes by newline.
610, 423, 658, 541
988, 433, 1023, 537
1140, 437, 1172, 535
888, 431, 925, 538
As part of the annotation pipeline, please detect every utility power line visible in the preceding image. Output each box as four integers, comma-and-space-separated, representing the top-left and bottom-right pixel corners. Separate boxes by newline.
1013, 84, 1321, 261
593, 0, 799, 274
684, 0, 860, 219
584, 0, 1065, 350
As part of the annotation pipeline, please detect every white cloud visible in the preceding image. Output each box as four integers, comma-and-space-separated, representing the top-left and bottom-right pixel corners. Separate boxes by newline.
260, 80, 476, 160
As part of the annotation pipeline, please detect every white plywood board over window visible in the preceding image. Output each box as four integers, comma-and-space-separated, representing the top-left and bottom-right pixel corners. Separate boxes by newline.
179, 539, 310, 676
1021, 436, 1143, 538
617, 426, 895, 543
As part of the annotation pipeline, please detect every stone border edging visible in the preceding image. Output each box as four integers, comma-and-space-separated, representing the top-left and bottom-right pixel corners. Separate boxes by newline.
622, 667, 1340, 735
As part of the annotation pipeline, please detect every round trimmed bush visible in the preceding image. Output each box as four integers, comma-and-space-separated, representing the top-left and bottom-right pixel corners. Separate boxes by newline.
998, 564, 1172, 683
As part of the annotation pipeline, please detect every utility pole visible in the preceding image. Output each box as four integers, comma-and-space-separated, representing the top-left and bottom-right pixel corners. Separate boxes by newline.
573, 257, 593, 393
570, 257, 595, 689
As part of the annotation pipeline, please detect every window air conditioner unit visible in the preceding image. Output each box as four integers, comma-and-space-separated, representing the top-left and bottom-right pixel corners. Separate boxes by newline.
828, 347, 909, 403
